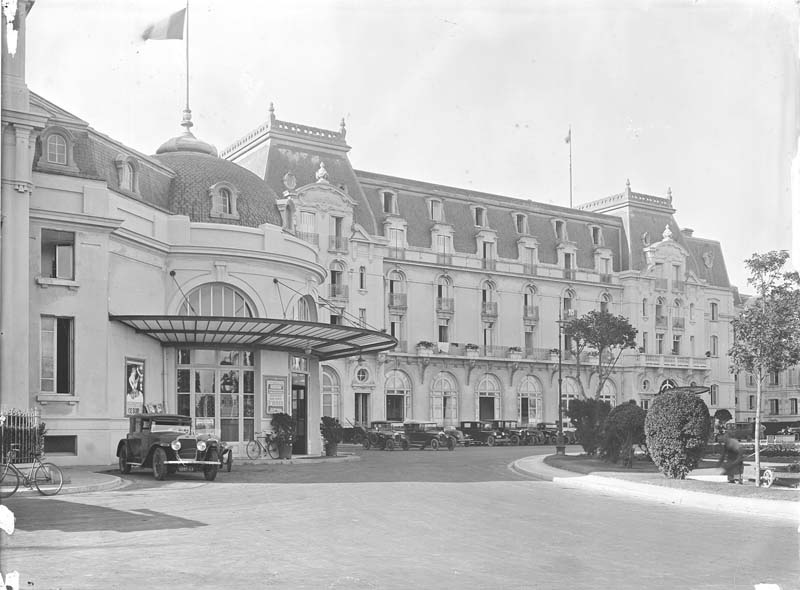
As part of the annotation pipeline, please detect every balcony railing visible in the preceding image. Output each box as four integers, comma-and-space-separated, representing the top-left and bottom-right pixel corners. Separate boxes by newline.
672, 317, 685, 330
635, 354, 710, 370
296, 231, 319, 246
436, 297, 454, 313
525, 347, 552, 360
437, 253, 453, 266
482, 258, 497, 271
523, 263, 538, 276
329, 284, 349, 299
563, 269, 576, 280
655, 315, 667, 328
481, 301, 498, 316
328, 235, 349, 252
523, 305, 539, 322
654, 278, 668, 291
479, 345, 503, 357
388, 293, 407, 308
387, 247, 405, 260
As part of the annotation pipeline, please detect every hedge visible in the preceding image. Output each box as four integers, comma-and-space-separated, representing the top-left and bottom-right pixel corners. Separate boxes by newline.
645, 391, 711, 479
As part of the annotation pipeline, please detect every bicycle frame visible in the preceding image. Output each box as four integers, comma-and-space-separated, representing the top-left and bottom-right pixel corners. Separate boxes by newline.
0, 447, 64, 497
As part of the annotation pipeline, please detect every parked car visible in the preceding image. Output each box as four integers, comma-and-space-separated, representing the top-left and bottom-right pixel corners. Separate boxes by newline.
403, 421, 456, 450
532, 422, 560, 445
458, 421, 510, 447
364, 421, 409, 451
489, 420, 526, 445
116, 413, 221, 481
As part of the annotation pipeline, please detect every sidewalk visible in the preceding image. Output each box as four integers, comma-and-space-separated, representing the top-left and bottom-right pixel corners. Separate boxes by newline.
512, 454, 799, 523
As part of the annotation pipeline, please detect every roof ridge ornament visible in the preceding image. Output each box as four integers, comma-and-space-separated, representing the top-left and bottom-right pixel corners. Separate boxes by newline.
667, 186, 673, 204
316, 161, 329, 183
269, 102, 276, 125
339, 117, 347, 139
662, 224, 673, 241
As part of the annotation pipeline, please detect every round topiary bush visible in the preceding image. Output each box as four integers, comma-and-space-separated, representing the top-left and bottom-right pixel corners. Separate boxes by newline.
567, 398, 612, 456
601, 400, 646, 467
645, 391, 711, 479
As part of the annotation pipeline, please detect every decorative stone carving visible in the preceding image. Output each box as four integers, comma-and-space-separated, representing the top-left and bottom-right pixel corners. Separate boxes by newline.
315, 161, 329, 183
283, 171, 297, 190
702, 250, 715, 269
662, 225, 672, 241
642, 232, 650, 246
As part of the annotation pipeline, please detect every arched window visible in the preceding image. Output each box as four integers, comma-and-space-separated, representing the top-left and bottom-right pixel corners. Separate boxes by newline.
655, 297, 665, 320
119, 162, 134, 191
329, 261, 347, 299
481, 281, 495, 303
220, 187, 233, 215
385, 370, 411, 421
178, 283, 254, 317
46, 134, 67, 165
359, 266, 367, 290
295, 295, 316, 322
431, 372, 458, 426
599, 379, 617, 406
710, 302, 719, 321
322, 367, 341, 419
477, 373, 501, 421
518, 376, 542, 425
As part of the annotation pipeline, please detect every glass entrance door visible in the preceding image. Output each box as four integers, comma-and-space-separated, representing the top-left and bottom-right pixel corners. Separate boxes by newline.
291, 373, 307, 454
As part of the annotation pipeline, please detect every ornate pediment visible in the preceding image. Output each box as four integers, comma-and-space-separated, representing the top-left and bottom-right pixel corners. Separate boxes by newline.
294, 182, 356, 213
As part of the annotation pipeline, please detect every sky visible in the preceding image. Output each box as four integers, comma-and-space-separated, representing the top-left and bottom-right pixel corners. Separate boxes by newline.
22, 0, 800, 290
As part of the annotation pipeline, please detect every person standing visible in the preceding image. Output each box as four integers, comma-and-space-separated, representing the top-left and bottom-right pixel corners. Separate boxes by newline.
717, 433, 744, 483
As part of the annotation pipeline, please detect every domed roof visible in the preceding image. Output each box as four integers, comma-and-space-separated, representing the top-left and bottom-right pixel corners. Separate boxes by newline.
154, 150, 283, 228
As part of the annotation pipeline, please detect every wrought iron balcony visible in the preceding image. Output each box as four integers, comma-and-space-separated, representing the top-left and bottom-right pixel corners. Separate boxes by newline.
296, 231, 319, 246
328, 235, 349, 253
436, 297, 454, 313
329, 284, 349, 300
388, 292, 407, 308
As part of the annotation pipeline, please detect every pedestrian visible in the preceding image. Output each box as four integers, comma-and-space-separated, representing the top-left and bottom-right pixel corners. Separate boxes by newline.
717, 433, 744, 484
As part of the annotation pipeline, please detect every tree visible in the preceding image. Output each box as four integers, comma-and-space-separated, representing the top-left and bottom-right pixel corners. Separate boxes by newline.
602, 401, 646, 468
562, 310, 638, 399
729, 251, 800, 486
645, 390, 711, 479
566, 398, 612, 455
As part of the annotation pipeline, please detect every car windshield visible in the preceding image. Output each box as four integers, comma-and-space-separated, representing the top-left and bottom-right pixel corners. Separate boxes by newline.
482, 424, 492, 431
151, 421, 191, 434
422, 423, 439, 431
504, 421, 517, 428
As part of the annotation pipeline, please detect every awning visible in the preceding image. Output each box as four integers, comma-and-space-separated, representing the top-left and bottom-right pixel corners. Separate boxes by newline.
657, 385, 711, 395
110, 315, 397, 360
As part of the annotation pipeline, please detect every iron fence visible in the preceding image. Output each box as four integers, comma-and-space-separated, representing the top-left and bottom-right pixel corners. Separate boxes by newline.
0, 407, 44, 464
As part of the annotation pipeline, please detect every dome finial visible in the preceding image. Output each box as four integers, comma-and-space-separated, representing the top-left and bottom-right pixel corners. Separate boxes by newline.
269, 102, 276, 124
667, 186, 673, 203
181, 108, 193, 131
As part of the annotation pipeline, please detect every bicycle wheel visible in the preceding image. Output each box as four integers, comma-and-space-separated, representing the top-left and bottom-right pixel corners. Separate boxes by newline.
266, 439, 279, 460
0, 465, 20, 498
33, 462, 63, 496
245, 440, 262, 460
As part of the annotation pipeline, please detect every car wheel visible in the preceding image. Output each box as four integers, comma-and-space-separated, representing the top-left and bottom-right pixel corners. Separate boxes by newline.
204, 450, 219, 481
402, 440, 409, 451
363, 438, 371, 450
447, 437, 455, 451
510, 434, 520, 446
152, 448, 168, 481
118, 446, 131, 474
385, 439, 396, 451
368, 432, 380, 447
430, 438, 440, 451
487, 435, 496, 447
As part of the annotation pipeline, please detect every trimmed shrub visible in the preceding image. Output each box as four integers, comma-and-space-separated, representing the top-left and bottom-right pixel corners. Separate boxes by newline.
601, 400, 646, 467
567, 398, 612, 456
645, 391, 711, 479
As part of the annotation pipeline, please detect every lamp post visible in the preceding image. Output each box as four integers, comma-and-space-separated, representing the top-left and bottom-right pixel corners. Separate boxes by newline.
555, 306, 567, 455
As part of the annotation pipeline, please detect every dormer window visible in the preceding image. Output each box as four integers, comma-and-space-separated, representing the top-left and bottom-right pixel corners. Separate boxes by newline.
382, 190, 397, 214
554, 220, 566, 241
119, 162, 134, 191
591, 226, 602, 246
209, 181, 240, 220
429, 200, 443, 222
46, 134, 67, 165
474, 207, 486, 227
114, 155, 140, 194
514, 213, 528, 234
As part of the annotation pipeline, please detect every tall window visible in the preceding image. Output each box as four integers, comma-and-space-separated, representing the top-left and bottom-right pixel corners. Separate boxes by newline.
438, 319, 449, 343
641, 332, 648, 353
769, 371, 779, 386
46, 134, 67, 165
591, 226, 601, 246
429, 200, 442, 222
656, 333, 665, 354
710, 384, 718, 406
437, 234, 452, 254
358, 308, 367, 328
477, 374, 501, 421
769, 399, 780, 415
385, 370, 411, 421
791, 398, 798, 414
642, 298, 648, 317
655, 298, 665, 320
710, 302, 719, 321
359, 266, 367, 290
554, 220, 566, 240
41, 316, 73, 393
219, 187, 232, 214
515, 214, 527, 234
382, 191, 397, 214
388, 228, 404, 249
748, 395, 755, 410
474, 207, 486, 227
432, 372, 458, 426
672, 335, 681, 355
179, 283, 255, 317
710, 335, 719, 357
120, 162, 134, 191
322, 367, 340, 419
41, 229, 75, 280
518, 376, 542, 425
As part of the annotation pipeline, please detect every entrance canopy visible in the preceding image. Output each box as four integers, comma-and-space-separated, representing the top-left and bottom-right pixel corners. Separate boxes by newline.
110, 315, 397, 360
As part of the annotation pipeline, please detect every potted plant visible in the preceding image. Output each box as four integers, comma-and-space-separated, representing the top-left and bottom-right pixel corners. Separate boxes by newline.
320, 416, 343, 457
416, 340, 435, 356
508, 346, 523, 359
465, 343, 480, 357
271, 412, 295, 459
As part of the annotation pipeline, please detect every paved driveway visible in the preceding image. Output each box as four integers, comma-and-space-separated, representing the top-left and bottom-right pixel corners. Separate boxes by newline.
1, 446, 796, 589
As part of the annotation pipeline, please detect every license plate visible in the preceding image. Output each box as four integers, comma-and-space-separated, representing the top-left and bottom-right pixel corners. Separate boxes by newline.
178, 465, 194, 472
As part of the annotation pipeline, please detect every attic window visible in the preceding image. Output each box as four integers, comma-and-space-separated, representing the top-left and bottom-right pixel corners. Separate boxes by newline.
209, 182, 240, 220
554, 220, 566, 241
46, 135, 67, 165
591, 226, 602, 246
38, 126, 79, 173
429, 200, 442, 222
474, 207, 486, 227
114, 155, 140, 194
514, 214, 527, 234
382, 191, 397, 215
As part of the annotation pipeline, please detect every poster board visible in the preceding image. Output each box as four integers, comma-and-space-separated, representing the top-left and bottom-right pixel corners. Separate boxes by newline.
264, 375, 287, 416
125, 358, 145, 415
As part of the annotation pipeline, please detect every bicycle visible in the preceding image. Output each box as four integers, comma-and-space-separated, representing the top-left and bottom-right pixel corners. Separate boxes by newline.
0, 443, 64, 498
245, 432, 279, 460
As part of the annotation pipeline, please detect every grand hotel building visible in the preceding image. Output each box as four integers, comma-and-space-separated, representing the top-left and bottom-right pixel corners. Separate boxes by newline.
5, 2, 793, 467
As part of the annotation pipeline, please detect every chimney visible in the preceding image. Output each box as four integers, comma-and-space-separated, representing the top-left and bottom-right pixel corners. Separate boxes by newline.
681, 228, 694, 238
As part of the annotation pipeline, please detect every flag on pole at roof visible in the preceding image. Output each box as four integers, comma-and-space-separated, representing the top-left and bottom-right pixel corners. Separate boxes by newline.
141, 8, 186, 41
565, 128, 571, 144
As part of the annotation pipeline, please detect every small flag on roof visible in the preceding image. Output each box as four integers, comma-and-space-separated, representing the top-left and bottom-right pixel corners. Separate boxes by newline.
141, 8, 186, 41
565, 128, 571, 144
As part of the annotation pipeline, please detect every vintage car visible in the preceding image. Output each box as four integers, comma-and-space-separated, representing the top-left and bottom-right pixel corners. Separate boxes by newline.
116, 413, 221, 481
364, 421, 409, 451
489, 420, 527, 445
403, 421, 456, 451
458, 421, 510, 447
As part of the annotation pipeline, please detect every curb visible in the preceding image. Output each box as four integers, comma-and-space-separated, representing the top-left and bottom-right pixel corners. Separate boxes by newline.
512, 455, 799, 523
236, 453, 361, 466
9, 472, 128, 497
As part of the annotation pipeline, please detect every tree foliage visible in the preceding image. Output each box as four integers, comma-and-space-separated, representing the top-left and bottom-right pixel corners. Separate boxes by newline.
729, 251, 800, 485
566, 397, 612, 455
601, 401, 646, 468
563, 310, 638, 399
645, 391, 711, 479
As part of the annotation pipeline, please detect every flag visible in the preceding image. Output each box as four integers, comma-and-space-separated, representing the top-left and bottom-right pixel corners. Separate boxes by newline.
141, 8, 186, 41
565, 128, 571, 144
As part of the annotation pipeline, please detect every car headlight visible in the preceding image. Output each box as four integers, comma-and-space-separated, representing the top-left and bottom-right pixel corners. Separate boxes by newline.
197, 440, 207, 452
171, 440, 182, 451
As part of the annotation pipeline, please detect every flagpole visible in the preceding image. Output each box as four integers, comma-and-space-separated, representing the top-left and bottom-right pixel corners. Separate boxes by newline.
185, 0, 190, 113
568, 125, 573, 208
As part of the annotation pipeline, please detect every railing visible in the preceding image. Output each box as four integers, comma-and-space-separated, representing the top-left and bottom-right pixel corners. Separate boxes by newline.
480, 345, 504, 357
523, 263, 538, 276
654, 278, 668, 291
329, 284, 349, 299
636, 354, 710, 370
296, 231, 319, 246
482, 259, 497, 271
672, 317, 685, 330
481, 301, 498, 316
436, 297, 454, 313
525, 347, 552, 360
437, 253, 453, 266
655, 316, 667, 328
523, 305, 539, 321
0, 407, 43, 463
328, 236, 349, 252
388, 293, 407, 308
563, 269, 577, 280
387, 247, 405, 260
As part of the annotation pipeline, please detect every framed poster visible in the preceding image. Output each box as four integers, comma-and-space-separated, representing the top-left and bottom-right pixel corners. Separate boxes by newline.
264, 375, 287, 417
125, 358, 145, 416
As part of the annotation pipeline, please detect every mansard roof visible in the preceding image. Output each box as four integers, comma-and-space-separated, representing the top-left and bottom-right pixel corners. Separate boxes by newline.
354, 170, 625, 272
